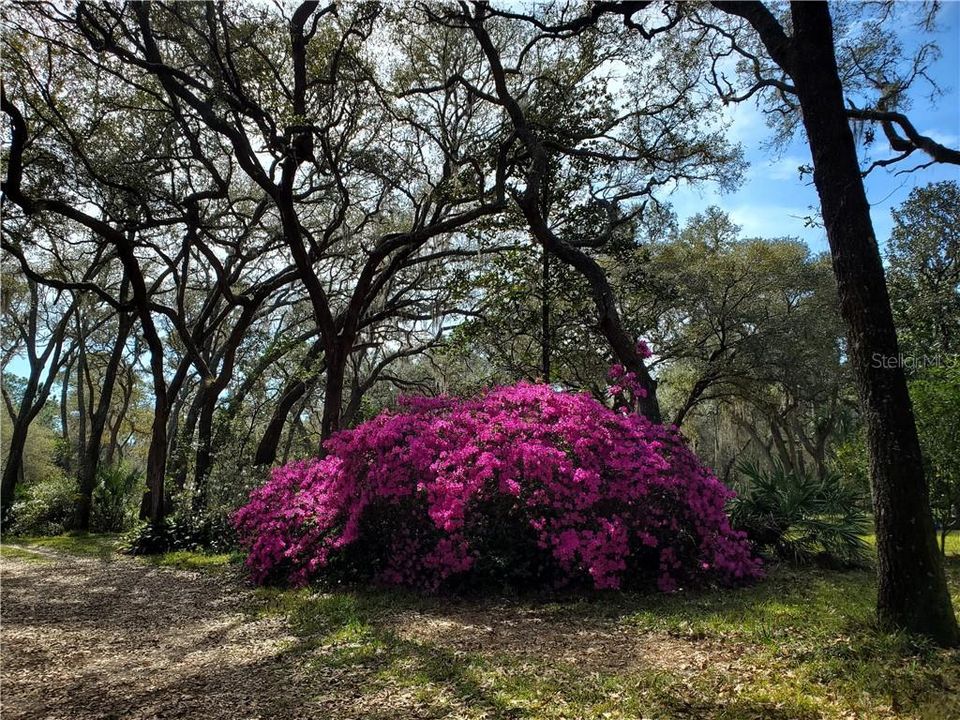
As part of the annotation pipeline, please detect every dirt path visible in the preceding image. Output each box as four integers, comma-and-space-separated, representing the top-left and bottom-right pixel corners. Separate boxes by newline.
1, 548, 313, 720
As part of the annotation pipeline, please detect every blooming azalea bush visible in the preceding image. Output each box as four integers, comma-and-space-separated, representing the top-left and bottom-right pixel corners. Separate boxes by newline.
233, 382, 761, 592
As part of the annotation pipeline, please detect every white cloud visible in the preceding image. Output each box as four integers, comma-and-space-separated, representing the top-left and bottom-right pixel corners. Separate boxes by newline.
666, 183, 723, 219
920, 128, 960, 149
728, 203, 826, 249
759, 155, 810, 182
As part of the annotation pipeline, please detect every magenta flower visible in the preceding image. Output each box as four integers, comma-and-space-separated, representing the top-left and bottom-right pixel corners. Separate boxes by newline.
233, 382, 761, 592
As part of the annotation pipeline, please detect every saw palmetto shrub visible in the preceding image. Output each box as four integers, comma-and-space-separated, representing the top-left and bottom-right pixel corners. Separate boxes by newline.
728, 461, 870, 567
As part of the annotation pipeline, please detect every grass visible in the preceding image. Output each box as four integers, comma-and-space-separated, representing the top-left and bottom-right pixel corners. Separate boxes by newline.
246, 564, 960, 719
3, 532, 237, 572
5, 531, 960, 718
247, 541, 960, 720
142, 549, 241, 571
863, 531, 960, 556
7, 532, 122, 561
0, 544, 51, 563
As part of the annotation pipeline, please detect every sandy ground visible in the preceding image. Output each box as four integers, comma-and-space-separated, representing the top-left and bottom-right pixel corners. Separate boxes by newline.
0, 548, 313, 720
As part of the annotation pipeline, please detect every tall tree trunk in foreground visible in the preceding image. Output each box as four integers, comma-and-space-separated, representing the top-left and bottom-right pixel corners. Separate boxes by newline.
782, 1, 957, 644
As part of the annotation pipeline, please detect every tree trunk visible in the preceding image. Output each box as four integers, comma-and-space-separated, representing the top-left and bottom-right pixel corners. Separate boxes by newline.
1, 412, 33, 524
74, 311, 132, 531
191, 387, 217, 513
320, 345, 347, 444
139, 397, 170, 525
254, 342, 325, 464
789, 1, 957, 644
104, 360, 134, 467
170, 387, 205, 492
282, 395, 312, 465
255, 379, 312, 464
74, 325, 88, 492
59, 358, 73, 472
134, 318, 176, 527
541, 246, 551, 384
341, 374, 364, 430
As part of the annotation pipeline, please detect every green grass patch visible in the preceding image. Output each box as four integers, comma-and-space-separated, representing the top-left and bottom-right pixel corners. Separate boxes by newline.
143, 549, 241, 572
863, 530, 960, 556
6, 532, 242, 574
252, 559, 960, 719
11, 532, 121, 560
0, 544, 51, 563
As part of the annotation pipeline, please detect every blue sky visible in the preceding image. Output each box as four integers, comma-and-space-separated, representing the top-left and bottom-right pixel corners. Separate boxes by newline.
669, 1, 960, 254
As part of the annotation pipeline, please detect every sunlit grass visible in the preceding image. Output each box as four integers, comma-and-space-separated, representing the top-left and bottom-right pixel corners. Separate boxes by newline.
6, 532, 239, 573
0, 544, 51, 563
143, 549, 241, 572
247, 536, 960, 720
11, 532, 121, 561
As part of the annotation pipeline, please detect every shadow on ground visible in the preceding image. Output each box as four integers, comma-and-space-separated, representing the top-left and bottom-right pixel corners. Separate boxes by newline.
2, 546, 958, 719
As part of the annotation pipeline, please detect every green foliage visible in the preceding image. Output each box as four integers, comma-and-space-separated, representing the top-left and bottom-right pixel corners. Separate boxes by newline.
9, 474, 77, 536
647, 209, 853, 482
123, 511, 238, 556
653, 210, 845, 418
122, 519, 183, 556
444, 246, 606, 391
910, 365, 960, 549
829, 430, 872, 502
1, 381, 63, 487
729, 462, 870, 567
887, 180, 960, 362
90, 464, 143, 533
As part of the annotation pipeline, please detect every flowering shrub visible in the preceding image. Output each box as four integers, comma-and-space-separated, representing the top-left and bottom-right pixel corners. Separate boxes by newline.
233, 382, 761, 592
607, 340, 654, 411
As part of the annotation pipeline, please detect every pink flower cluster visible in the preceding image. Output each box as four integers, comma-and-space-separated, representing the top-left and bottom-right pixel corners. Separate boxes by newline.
233, 382, 761, 591
607, 339, 654, 405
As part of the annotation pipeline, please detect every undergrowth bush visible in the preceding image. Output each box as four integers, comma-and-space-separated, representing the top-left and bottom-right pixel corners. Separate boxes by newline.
9, 474, 76, 536
91, 464, 143, 533
728, 461, 870, 567
124, 511, 238, 555
234, 382, 761, 592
